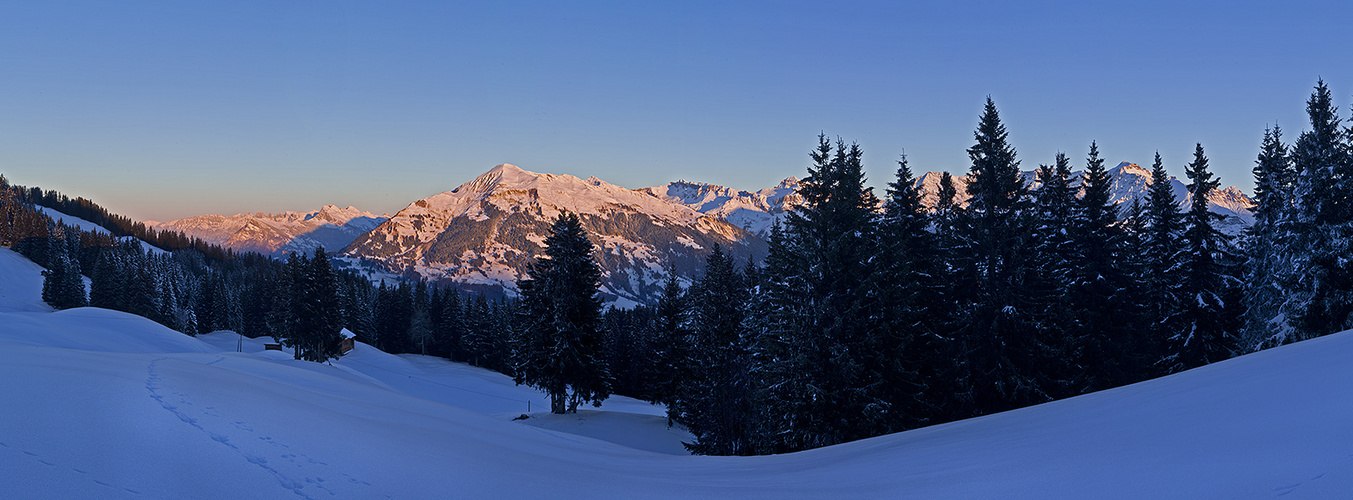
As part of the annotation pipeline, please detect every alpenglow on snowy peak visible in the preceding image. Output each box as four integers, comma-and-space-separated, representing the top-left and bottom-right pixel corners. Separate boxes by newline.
341, 164, 766, 305
638, 177, 802, 238
149, 205, 388, 256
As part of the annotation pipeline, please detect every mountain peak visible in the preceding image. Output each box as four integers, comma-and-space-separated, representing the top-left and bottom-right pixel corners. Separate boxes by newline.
459, 164, 543, 194
1112, 161, 1149, 176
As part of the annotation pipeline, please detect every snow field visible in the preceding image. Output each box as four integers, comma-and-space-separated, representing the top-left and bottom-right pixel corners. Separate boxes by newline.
3, 246, 1353, 498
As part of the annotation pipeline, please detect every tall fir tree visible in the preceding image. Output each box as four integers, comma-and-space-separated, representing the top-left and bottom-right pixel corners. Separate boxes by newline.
462, 294, 493, 366
747, 219, 816, 452
1167, 144, 1241, 371
1070, 142, 1137, 391
89, 249, 125, 311
514, 211, 611, 414
268, 253, 301, 349
1243, 125, 1295, 349
409, 280, 433, 355
763, 135, 891, 451
867, 151, 930, 431
1142, 151, 1184, 374
288, 248, 343, 362
1029, 152, 1080, 396
674, 244, 756, 455
646, 271, 690, 421
1284, 81, 1353, 340
954, 97, 1046, 415
40, 227, 87, 310
433, 288, 464, 361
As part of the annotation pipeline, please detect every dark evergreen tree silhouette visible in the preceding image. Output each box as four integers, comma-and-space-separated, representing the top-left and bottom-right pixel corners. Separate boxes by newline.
953, 97, 1047, 415
1285, 81, 1353, 340
1244, 125, 1295, 349
1070, 142, 1137, 391
514, 211, 611, 414
1167, 144, 1241, 371
674, 244, 755, 455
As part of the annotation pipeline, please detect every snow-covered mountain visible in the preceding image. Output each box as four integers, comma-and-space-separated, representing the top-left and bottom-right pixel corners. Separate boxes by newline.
639, 177, 802, 237
342, 164, 765, 305
914, 161, 1255, 233
149, 205, 387, 256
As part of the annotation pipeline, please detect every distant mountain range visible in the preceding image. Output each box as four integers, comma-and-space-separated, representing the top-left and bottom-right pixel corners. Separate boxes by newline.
147, 205, 387, 257
152, 162, 1254, 304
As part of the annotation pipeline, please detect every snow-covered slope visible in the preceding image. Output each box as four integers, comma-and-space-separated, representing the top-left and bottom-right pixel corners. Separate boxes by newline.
34, 206, 166, 255
0, 247, 52, 313
639, 177, 802, 237
149, 205, 387, 256
915, 161, 1255, 233
2, 246, 1353, 498
344, 164, 765, 304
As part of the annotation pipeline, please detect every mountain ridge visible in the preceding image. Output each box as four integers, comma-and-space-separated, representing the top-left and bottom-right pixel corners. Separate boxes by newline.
149, 205, 388, 257
342, 164, 765, 305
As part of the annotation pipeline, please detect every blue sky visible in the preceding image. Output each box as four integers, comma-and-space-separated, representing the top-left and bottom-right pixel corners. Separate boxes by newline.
2, 1, 1350, 221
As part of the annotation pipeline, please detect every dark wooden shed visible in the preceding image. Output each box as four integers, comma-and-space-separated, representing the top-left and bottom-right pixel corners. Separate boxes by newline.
335, 328, 356, 356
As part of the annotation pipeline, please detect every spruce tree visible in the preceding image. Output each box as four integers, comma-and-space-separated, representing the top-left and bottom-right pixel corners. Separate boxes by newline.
1285, 81, 1353, 340
1142, 151, 1183, 374
292, 248, 343, 362
1167, 144, 1240, 371
89, 249, 125, 310
646, 271, 690, 420
1115, 195, 1154, 382
409, 280, 432, 355
269, 253, 301, 352
747, 219, 815, 452
868, 152, 929, 431
1070, 142, 1136, 391
674, 244, 756, 455
464, 294, 494, 366
433, 288, 464, 360
41, 229, 86, 310
761, 135, 889, 451
1029, 152, 1080, 396
514, 211, 610, 414
954, 97, 1046, 415
1244, 125, 1295, 349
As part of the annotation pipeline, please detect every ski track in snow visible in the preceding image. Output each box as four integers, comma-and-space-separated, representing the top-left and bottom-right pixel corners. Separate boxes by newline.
0, 439, 143, 496
1274, 471, 1327, 496
145, 357, 370, 499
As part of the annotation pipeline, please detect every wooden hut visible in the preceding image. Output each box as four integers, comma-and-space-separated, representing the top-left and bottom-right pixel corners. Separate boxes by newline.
335, 328, 356, 356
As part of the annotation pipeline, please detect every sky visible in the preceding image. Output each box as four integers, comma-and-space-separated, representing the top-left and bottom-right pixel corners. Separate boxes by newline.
2, 1, 1351, 222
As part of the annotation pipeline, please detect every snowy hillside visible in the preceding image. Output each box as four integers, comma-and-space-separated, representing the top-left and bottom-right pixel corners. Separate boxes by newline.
3, 247, 1353, 498
149, 205, 387, 257
0, 247, 52, 313
34, 206, 166, 255
914, 161, 1255, 233
344, 164, 764, 304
